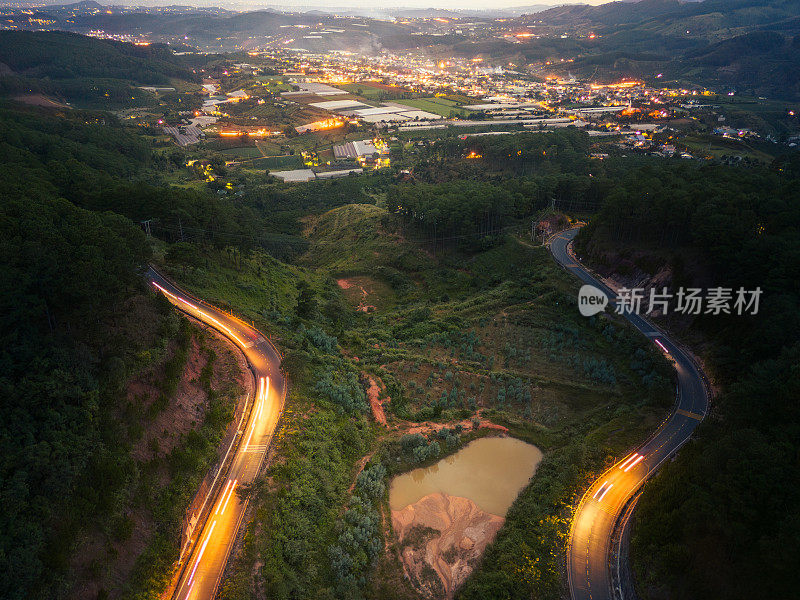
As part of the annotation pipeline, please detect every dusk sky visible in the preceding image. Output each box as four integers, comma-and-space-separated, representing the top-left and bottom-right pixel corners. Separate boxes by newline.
35, 0, 611, 10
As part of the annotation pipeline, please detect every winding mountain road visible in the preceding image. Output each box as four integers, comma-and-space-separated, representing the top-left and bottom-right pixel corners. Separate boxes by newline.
147, 268, 285, 600
548, 229, 709, 600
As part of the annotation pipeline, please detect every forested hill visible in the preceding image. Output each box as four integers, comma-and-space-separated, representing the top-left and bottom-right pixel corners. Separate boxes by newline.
0, 102, 257, 247
0, 91, 271, 597
0, 117, 154, 598
0, 30, 196, 83
0, 97, 234, 598
574, 157, 800, 599
0, 31, 201, 107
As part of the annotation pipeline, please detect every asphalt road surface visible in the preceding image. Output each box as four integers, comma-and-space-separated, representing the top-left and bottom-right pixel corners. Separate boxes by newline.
147, 268, 285, 600
548, 229, 708, 600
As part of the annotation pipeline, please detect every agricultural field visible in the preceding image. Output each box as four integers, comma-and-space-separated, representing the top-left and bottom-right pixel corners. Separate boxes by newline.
218, 145, 264, 158
254, 139, 285, 155
679, 133, 777, 162
395, 97, 469, 118
250, 154, 304, 170
254, 75, 296, 94
338, 82, 412, 100
710, 94, 800, 129
440, 93, 478, 104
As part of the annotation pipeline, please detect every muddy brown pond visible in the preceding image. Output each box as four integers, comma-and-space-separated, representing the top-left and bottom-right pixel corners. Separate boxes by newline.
389, 436, 543, 517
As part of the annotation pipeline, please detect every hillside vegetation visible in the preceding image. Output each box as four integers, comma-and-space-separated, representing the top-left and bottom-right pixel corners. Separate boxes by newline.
0, 96, 247, 600
0, 31, 200, 107
4, 27, 799, 599
575, 154, 800, 600
164, 198, 676, 600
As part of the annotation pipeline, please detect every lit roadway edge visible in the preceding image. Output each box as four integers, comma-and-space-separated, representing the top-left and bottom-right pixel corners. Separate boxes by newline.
548, 229, 709, 600
147, 267, 286, 600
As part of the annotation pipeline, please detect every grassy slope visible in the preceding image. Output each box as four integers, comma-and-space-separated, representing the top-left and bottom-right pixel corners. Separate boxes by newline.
157, 241, 374, 600
300, 203, 417, 274
301, 204, 676, 598
161, 202, 675, 600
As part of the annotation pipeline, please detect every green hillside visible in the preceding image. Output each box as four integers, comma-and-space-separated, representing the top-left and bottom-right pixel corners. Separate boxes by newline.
0, 31, 199, 107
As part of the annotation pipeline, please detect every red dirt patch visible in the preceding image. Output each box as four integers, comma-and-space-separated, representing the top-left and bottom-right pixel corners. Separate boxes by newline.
67, 322, 249, 600
392, 492, 504, 599
336, 278, 354, 290
405, 414, 508, 436
365, 375, 388, 425
336, 276, 383, 312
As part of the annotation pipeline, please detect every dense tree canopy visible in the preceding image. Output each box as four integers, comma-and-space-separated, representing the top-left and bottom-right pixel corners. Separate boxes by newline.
0, 195, 151, 599
0, 30, 200, 107
577, 157, 800, 600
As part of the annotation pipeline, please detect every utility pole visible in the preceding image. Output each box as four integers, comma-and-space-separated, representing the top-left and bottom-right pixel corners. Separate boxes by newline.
178, 218, 185, 242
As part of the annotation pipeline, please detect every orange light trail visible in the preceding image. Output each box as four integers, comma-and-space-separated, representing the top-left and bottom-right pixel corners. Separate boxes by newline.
597, 483, 613, 502
244, 376, 269, 449
255, 378, 264, 421
593, 483, 608, 500
215, 480, 232, 515
624, 455, 645, 472
243, 419, 255, 449
187, 519, 217, 586
256, 376, 269, 420
220, 480, 238, 514
151, 282, 248, 347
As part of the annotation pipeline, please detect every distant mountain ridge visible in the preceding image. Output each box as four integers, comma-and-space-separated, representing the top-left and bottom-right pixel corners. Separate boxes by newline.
32, 1, 553, 18
485, 0, 800, 100
2, 0, 798, 99
478, 0, 798, 100
529, 0, 800, 31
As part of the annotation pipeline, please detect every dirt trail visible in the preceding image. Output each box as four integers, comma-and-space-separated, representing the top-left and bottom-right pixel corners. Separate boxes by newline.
365, 375, 387, 425
405, 414, 508, 436
347, 451, 378, 494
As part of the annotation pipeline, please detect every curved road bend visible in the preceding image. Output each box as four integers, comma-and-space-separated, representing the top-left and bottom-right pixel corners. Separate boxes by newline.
548, 229, 708, 600
147, 268, 285, 600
